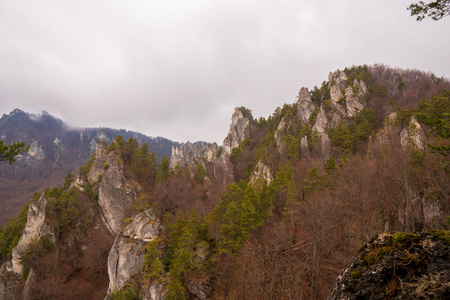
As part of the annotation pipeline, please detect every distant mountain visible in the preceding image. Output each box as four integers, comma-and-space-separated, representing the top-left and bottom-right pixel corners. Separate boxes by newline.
0, 109, 178, 224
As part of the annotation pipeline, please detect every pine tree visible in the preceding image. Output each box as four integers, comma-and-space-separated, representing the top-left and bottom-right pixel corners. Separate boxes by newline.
155, 156, 170, 183
0, 141, 29, 164
325, 155, 336, 174
64, 172, 75, 190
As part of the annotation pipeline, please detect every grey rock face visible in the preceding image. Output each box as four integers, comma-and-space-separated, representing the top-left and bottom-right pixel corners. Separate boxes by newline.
122, 210, 161, 242
213, 107, 252, 187
330, 84, 344, 105
0, 270, 21, 300
297, 87, 316, 124
98, 159, 140, 236
312, 107, 331, 157
222, 108, 250, 156
327, 71, 368, 119
250, 161, 273, 184
300, 136, 310, 159
24, 140, 45, 165
107, 209, 161, 295
169, 141, 217, 170
8, 194, 55, 275
328, 70, 348, 86
274, 117, 288, 152
214, 150, 235, 188
22, 268, 37, 300
144, 282, 166, 300
400, 116, 427, 151
87, 141, 113, 185
312, 106, 327, 133
187, 276, 213, 300
345, 80, 366, 118
0, 194, 56, 300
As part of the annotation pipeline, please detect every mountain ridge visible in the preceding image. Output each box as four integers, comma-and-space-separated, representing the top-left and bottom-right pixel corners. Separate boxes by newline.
0, 109, 178, 224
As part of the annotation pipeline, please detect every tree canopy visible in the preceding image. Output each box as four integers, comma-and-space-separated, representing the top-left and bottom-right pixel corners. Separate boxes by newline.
0, 141, 29, 164
408, 0, 450, 20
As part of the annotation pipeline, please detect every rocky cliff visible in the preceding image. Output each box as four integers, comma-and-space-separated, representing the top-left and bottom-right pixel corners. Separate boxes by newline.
169, 141, 218, 173
169, 107, 252, 188
106, 209, 163, 298
0, 193, 55, 299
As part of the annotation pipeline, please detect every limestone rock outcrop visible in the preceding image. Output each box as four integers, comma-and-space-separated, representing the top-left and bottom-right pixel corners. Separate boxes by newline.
143, 282, 166, 300
24, 140, 45, 165
400, 116, 427, 151
330, 84, 345, 106
0, 194, 56, 299
169, 141, 218, 170
327, 70, 368, 120
222, 108, 250, 156
87, 141, 113, 185
328, 70, 348, 87
312, 107, 331, 158
345, 79, 367, 117
98, 156, 140, 236
187, 276, 213, 300
300, 136, 310, 159
328, 231, 450, 299
214, 107, 252, 187
297, 87, 316, 124
8, 194, 55, 275
250, 161, 273, 184
106, 209, 162, 295
274, 117, 288, 152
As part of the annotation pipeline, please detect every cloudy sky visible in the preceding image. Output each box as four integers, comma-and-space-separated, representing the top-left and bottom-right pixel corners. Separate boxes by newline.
1, 1, 449, 143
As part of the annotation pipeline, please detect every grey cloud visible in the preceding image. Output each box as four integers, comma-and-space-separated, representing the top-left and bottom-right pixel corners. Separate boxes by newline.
1, 0, 449, 143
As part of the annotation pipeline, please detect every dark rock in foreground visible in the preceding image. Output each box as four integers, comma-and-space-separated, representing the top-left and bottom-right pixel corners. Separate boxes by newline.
328, 231, 450, 299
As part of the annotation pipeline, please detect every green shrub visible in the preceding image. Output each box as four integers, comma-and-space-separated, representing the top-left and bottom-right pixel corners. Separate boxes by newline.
42, 236, 55, 250
351, 269, 362, 279
427, 229, 450, 245
391, 232, 420, 248
22, 236, 39, 280
107, 287, 139, 300
0, 202, 29, 262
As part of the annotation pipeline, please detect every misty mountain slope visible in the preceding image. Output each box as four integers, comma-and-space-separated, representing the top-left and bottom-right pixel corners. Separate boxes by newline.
0, 109, 177, 224
0, 64, 449, 299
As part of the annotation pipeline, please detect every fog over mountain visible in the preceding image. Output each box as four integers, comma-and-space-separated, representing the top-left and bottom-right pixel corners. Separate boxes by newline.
1, 1, 449, 143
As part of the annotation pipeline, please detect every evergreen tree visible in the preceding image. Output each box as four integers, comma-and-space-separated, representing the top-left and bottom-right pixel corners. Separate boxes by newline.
0, 140, 29, 164
416, 90, 450, 172
194, 164, 206, 183
156, 156, 170, 183
63, 172, 75, 190
325, 155, 336, 174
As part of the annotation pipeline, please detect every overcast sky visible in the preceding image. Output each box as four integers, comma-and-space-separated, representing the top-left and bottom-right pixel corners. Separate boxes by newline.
1, 1, 449, 143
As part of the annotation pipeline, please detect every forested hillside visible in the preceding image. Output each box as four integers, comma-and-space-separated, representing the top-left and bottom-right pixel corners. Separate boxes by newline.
0, 64, 449, 299
0, 110, 176, 224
